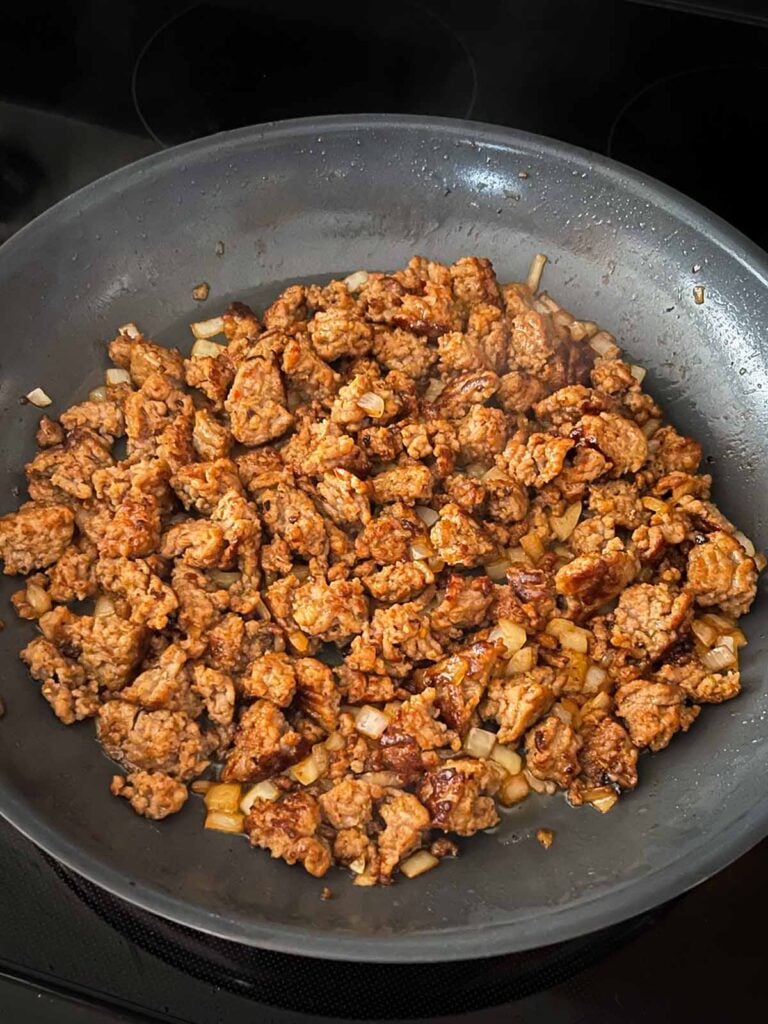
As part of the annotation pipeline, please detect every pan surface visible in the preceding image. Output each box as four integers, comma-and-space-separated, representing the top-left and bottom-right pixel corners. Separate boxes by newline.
0, 115, 766, 962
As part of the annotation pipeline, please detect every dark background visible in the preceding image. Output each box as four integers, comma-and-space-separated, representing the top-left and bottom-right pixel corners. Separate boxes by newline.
1, 1, 767, 1021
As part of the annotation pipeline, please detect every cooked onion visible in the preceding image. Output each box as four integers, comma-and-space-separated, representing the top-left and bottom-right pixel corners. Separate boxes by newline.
507, 545, 529, 565
325, 731, 346, 752
118, 322, 140, 338
498, 772, 530, 806
550, 501, 582, 541
400, 850, 439, 879
240, 780, 280, 813
589, 331, 619, 357
569, 319, 599, 342
693, 285, 705, 305
641, 496, 667, 512
25, 388, 52, 408
524, 769, 556, 795
582, 785, 618, 813
26, 583, 51, 616
357, 392, 385, 417
701, 637, 737, 672
526, 253, 548, 293
94, 595, 116, 618
641, 418, 662, 439
191, 316, 224, 339
288, 630, 310, 653
344, 270, 369, 292
89, 386, 108, 403
519, 531, 546, 564
691, 618, 718, 649
488, 618, 527, 657
290, 752, 323, 786
464, 726, 497, 760
552, 703, 573, 725
191, 780, 213, 795
507, 645, 536, 674
210, 570, 241, 589
546, 618, 590, 653
410, 540, 434, 561
105, 368, 131, 386
204, 810, 245, 833
733, 531, 756, 557
491, 744, 522, 776
422, 378, 445, 403
464, 462, 488, 479
354, 704, 389, 740
484, 556, 510, 581
584, 663, 609, 693
204, 783, 242, 814
191, 338, 225, 359
629, 364, 647, 384
192, 281, 210, 301
414, 505, 439, 527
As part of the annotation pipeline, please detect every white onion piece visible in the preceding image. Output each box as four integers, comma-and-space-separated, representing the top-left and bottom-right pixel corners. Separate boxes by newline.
488, 618, 527, 657
118, 322, 140, 338
507, 646, 536, 675
191, 338, 226, 358
210, 570, 241, 589
526, 253, 548, 293
89, 386, 108, 402
519, 531, 545, 563
734, 531, 756, 557
26, 388, 52, 407
191, 316, 224, 339
701, 637, 737, 672
105, 368, 131, 386
584, 664, 608, 693
240, 781, 280, 813
26, 583, 51, 616
691, 618, 718, 649
204, 810, 244, 833
550, 501, 582, 541
400, 850, 439, 879
289, 753, 322, 786
498, 772, 530, 806
484, 557, 510, 581
589, 331, 619, 357
94, 595, 116, 618
414, 505, 439, 527
464, 727, 497, 760
410, 540, 434, 561
343, 270, 369, 292
490, 744, 522, 776
546, 618, 590, 653
629, 364, 647, 384
354, 704, 389, 740
357, 392, 385, 417
642, 418, 662, 439
324, 731, 346, 752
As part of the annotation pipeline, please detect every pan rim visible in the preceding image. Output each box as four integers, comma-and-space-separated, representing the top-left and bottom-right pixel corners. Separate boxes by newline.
0, 113, 767, 962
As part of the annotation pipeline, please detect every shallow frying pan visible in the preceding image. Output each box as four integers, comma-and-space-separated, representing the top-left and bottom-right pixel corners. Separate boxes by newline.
0, 115, 766, 963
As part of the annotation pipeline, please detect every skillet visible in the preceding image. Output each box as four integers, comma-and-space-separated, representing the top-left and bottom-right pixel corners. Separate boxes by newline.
0, 114, 766, 962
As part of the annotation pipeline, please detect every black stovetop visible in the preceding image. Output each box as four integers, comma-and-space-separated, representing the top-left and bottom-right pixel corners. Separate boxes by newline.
1, 1, 767, 1021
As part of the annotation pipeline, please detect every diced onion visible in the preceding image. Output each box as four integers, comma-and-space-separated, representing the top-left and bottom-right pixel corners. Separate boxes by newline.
691, 618, 718, 649
26, 387, 52, 407
584, 663, 609, 693
191, 316, 225, 339
755, 553, 767, 572
383, 701, 402, 718
355, 704, 390, 740
191, 780, 213, 795
89, 386, 108, 403
569, 319, 599, 341
581, 786, 618, 813
357, 392, 385, 417
507, 545, 529, 565
498, 773, 530, 806
550, 501, 582, 541
593, 794, 618, 813
410, 540, 434, 561
642, 418, 662, 439
693, 285, 705, 305
288, 630, 310, 653
349, 856, 366, 875
488, 618, 527, 657
536, 828, 555, 850
400, 850, 439, 879
414, 505, 439, 527
210, 570, 241, 589
105, 368, 131, 386
344, 270, 369, 292
545, 618, 590, 653
524, 769, 556, 795
734, 531, 756, 557
94, 595, 116, 618
427, 556, 446, 573
589, 331, 620, 357
240, 780, 280, 813
629, 364, 647, 384
325, 731, 346, 752
526, 253, 548, 293
464, 726, 497, 760
701, 638, 737, 672
118, 322, 140, 338
641, 496, 667, 512
552, 703, 573, 725
26, 583, 51, 616
191, 338, 226, 358
519, 531, 546, 564
423, 378, 445, 403
464, 462, 488, 479
507, 645, 536, 674
204, 783, 242, 813
192, 281, 210, 301
204, 810, 245, 833
289, 752, 322, 786
491, 744, 522, 776
484, 557, 510, 581
482, 466, 507, 484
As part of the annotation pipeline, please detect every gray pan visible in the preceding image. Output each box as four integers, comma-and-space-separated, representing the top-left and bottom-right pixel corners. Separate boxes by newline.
0, 115, 766, 963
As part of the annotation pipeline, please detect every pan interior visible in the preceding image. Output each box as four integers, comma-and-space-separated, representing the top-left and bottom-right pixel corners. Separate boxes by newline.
0, 117, 766, 961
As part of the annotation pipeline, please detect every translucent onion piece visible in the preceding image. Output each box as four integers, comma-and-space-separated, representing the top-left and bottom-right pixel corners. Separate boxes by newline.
734, 530, 756, 557
507, 545, 529, 565
552, 703, 573, 725
490, 744, 522, 776
488, 618, 527, 657
191, 780, 213, 795
210, 570, 241, 589
464, 462, 488, 479
524, 769, 556, 795
26, 583, 51, 616
191, 338, 226, 358
354, 704, 390, 740
498, 772, 530, 806
343, 270, 369, 292
641, 496, 667, 512
192, 282, 210, 301
191, 316, 224, 339
289, 753, 322, 787
26, 387, 52, 407
400, 850, 439, 879
463, 726, 497, 760
545, 618, 590, 653
589, 331, 620, 357
507, 645, 536, 675
691, 618, 718, 649
324, 731, 346, 752
700, 638, 737, 672
550, 501, 582, 541
629, 364, 647, 384
410, 540, 434, 561
240, 780, 280, 813
642, 418, 662, 439
414, 505, 439, 527
105, 367, 131, 386
288, 630, 310, 653
484, 557, 510, 581
357, 392, 385, 417
204, 783, 242, 814
118, 322, 140, 338
526, 253, 548, 293
94, 595, 116, 618
89, 386, 108, 403
584, 663, 609, 693
519, 531, 546, 564
204, 810, 245, 833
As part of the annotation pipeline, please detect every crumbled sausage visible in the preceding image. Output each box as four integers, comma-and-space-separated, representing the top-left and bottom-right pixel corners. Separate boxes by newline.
110, 771, 188, 820
686, 531, 758, 617
615, 680, 699, 751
